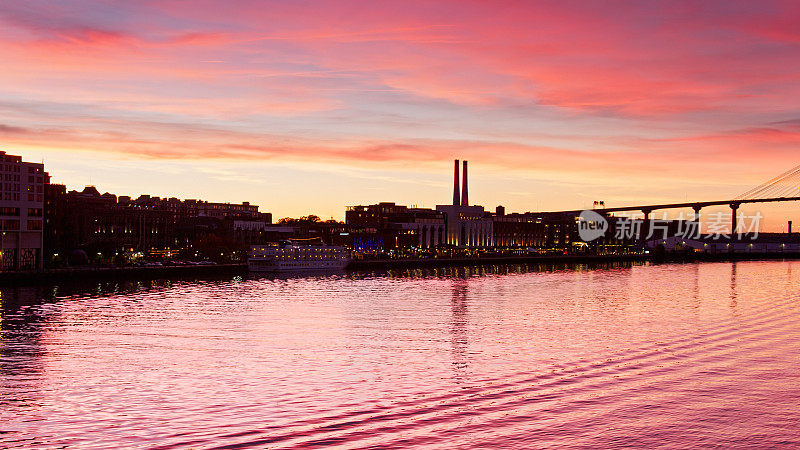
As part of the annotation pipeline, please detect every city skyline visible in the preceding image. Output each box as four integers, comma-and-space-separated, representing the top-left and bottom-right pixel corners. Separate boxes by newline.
2, 1, 800, 227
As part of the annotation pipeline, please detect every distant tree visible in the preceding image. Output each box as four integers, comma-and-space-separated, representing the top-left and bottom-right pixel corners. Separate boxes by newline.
278, 215, 322, 225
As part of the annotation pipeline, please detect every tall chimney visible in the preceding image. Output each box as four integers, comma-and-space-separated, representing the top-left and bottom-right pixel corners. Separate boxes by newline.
453, 159, 460, 206
789, 220, 793, 235
461, 161, 469, 206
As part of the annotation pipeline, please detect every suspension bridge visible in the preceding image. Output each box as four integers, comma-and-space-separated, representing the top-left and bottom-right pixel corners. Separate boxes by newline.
561, 164, 800, 234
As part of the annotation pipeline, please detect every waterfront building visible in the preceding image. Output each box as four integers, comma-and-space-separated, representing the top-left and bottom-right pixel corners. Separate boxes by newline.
43, 184, 271, 265
341, 225, 384, 254
491, 211, 577, 249
0, 150, 48, 270
121, 195, 270, 223
275, 216, 350, 247
232, 221, 295, 245
346, 202, 446, 252
196, 200, 266, 220
491, 209, 649, 254
435, 160, 493, 247
44, 185, 174, 264
492, 213, 553, 248
647, 233, 800, 254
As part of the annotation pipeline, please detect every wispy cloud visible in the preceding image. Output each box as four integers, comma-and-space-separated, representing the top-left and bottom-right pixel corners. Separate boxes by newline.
2, 0, 800, 219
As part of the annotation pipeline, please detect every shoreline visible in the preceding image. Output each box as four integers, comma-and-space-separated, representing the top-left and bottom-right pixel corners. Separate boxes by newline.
0, 263, 247, 285
346, 253, 648, 270
3, 252, 800, 285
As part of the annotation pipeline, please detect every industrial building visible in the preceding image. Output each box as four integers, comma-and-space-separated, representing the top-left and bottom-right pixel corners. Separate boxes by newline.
436, 160, 493, 247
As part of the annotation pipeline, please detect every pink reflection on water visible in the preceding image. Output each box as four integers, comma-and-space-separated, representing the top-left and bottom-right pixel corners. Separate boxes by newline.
1, 261, 800, 448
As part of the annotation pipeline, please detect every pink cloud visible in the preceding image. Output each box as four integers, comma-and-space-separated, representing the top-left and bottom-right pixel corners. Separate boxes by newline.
3, 1, 799, 117
1, 0, 800, 196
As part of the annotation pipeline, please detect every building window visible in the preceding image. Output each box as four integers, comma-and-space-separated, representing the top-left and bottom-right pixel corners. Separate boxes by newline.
21, 248, 36, 270
1, 249, 17, 270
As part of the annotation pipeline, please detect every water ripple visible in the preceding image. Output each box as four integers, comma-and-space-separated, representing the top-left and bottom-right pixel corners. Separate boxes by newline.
2, 261, 800, 448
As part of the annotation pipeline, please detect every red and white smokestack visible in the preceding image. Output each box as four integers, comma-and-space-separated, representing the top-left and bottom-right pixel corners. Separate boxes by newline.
461, 161, 469, 206
453, 159, 460, 206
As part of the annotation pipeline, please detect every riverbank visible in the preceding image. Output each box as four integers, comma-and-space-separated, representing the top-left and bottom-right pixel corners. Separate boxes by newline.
347, 253, 648, 270
0, 263, 247, 285
654, 251, 800, 263
2, 255, 648, 285
349, 250, 800, 270
4, 251, 800, 285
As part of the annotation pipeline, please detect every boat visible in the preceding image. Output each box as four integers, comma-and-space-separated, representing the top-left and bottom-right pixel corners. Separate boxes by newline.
248, 239, 351, 272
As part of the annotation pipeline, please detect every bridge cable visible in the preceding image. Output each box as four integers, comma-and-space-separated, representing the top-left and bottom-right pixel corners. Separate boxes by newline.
735, 164, 800, 199
736, 163, 800, 200
743, 168, 800, 199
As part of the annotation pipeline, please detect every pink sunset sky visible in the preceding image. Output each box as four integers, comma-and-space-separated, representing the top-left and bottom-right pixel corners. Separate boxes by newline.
2, 1, 800, 228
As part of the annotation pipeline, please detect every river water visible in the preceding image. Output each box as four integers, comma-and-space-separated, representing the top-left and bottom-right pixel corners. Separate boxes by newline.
2, 261, 800, 448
